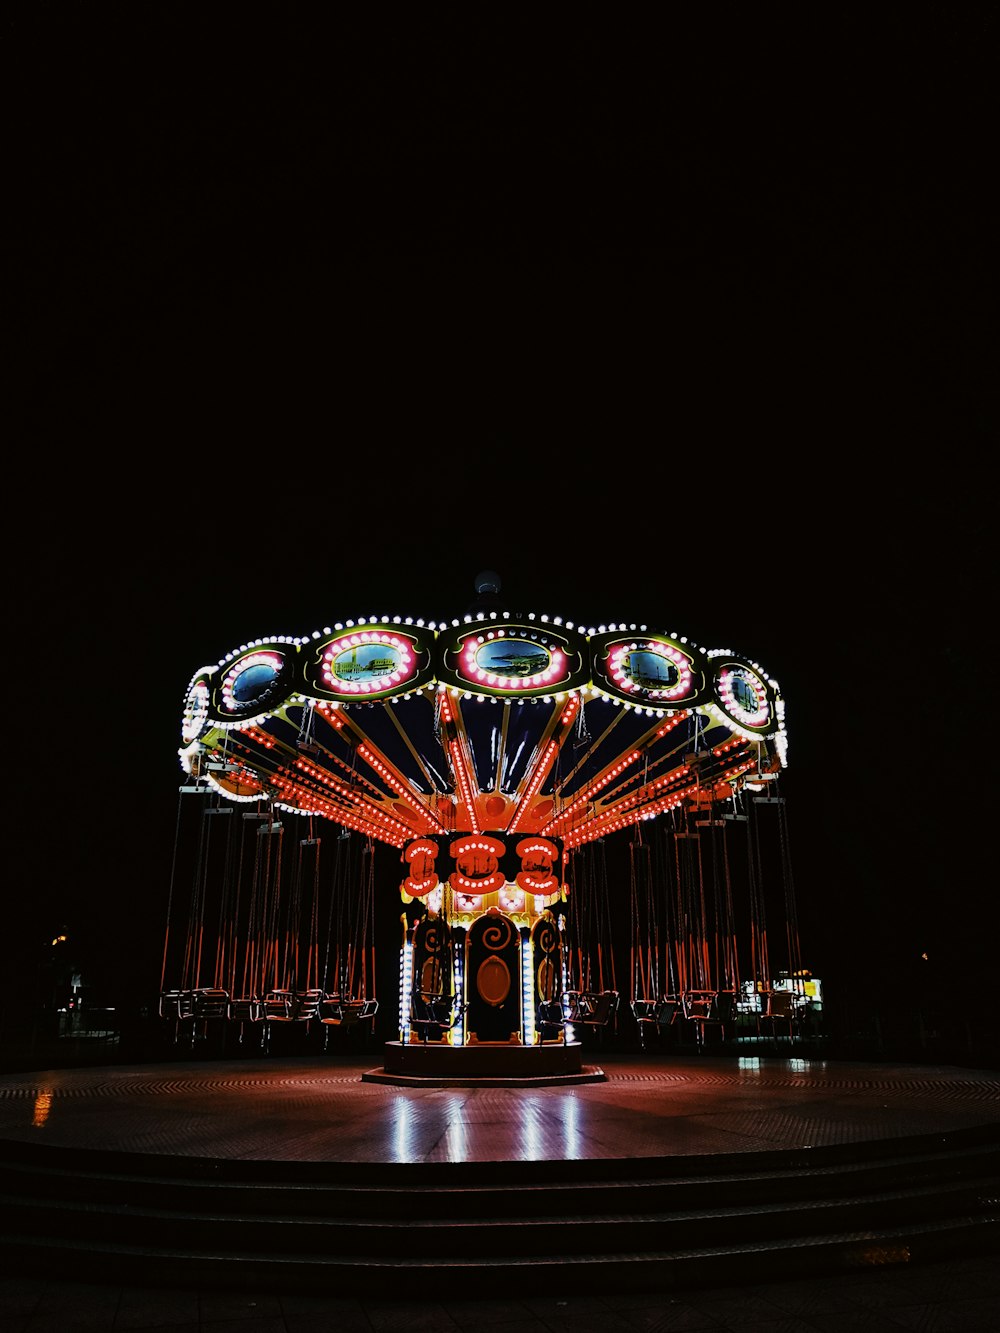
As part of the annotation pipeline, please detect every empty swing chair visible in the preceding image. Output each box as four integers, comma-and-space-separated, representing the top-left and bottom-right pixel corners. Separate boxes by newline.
628, 828, 682, 1050
317, 832, 379, 1052
159, 786, 241, 1054
741, 788, 808, 1048
532, 910, 571, 1045
670, 797, 740, 1052
406, 909, 467, 1044
259, 819, 328, 1054
224, 806, 284, 1052
562, 839, 619, 1049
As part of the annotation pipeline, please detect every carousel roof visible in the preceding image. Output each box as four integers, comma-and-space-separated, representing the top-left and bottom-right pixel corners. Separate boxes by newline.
178, 577, 787, 850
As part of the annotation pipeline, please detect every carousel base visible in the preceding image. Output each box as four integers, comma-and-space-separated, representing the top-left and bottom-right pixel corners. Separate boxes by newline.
363, 1039, 605, 1086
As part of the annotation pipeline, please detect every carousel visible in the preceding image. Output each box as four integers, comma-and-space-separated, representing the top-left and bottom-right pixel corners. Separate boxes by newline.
162, 573, 816, 1083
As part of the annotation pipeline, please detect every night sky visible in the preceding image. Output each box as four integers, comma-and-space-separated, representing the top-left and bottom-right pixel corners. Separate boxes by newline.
7, 9, 996, 1044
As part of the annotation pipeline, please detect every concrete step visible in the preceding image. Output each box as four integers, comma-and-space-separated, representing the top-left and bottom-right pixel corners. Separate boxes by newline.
2, 1124, 997, 1294
1, 1215, 996, 1297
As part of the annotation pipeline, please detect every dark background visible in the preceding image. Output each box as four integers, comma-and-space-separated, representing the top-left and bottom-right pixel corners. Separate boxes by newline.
6, 7, 996, 1062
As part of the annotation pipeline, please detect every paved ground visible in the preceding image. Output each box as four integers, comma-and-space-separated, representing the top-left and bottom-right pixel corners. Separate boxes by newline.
2, 1253, 999, 1331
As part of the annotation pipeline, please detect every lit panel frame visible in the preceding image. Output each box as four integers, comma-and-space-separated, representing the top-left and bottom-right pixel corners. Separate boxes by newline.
710, 657, 780, 739
590, 630, 706, 708
206, 641, 300, 726
303, 623, 436, 702
437, 619, 589, 699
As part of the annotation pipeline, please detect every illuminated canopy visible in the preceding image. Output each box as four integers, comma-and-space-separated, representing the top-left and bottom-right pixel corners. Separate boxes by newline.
178, 605, 787, 854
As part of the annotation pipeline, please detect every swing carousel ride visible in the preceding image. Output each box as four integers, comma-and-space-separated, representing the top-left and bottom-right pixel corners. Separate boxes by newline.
164, 574, 818, 1080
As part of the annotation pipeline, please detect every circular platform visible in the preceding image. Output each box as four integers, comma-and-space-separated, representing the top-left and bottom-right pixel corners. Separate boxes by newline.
2, 1051, 997, 1297
0, 1053, 996, 1163
365, 1038, 605, 1085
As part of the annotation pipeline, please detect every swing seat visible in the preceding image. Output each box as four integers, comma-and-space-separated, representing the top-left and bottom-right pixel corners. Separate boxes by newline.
172, 988, 227, 1051
320, 996, 378, 1027
410, 990, 467, 1043
682, 989, 737, 1044
681, 989, 716, 1022
319, 993, 348, 1026
633, 996, 681, 1031
631, 998, 660, 1025
759, 990, 799, 1039
319, 996, 378, 1048
536, 995, 569, 1044
192, 988, 229, 1021
262, 989, 324, 1026
714, 991, 737, 1024
262, 989, 296, 1022
563, 990, 619, 1039
159, 990, 196, 1044
262, 989, 323, 1052
632, 996, 680, 1050
292, 989, 325, 1022
159, 990, 194, 1023
763, 990, 797, 1019
319, 995, 358, 1027
228, 997, 263, 1048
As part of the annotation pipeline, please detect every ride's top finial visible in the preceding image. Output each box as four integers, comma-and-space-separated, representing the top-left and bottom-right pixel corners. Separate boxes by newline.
474, 570, 501, 596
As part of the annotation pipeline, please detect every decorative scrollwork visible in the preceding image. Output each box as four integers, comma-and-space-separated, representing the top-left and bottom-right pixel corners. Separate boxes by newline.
481, 916, 514, 951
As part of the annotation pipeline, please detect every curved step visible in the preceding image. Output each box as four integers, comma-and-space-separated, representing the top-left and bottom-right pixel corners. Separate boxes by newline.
1, 1215, 996, 1297
2, 1125, 997, 1294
